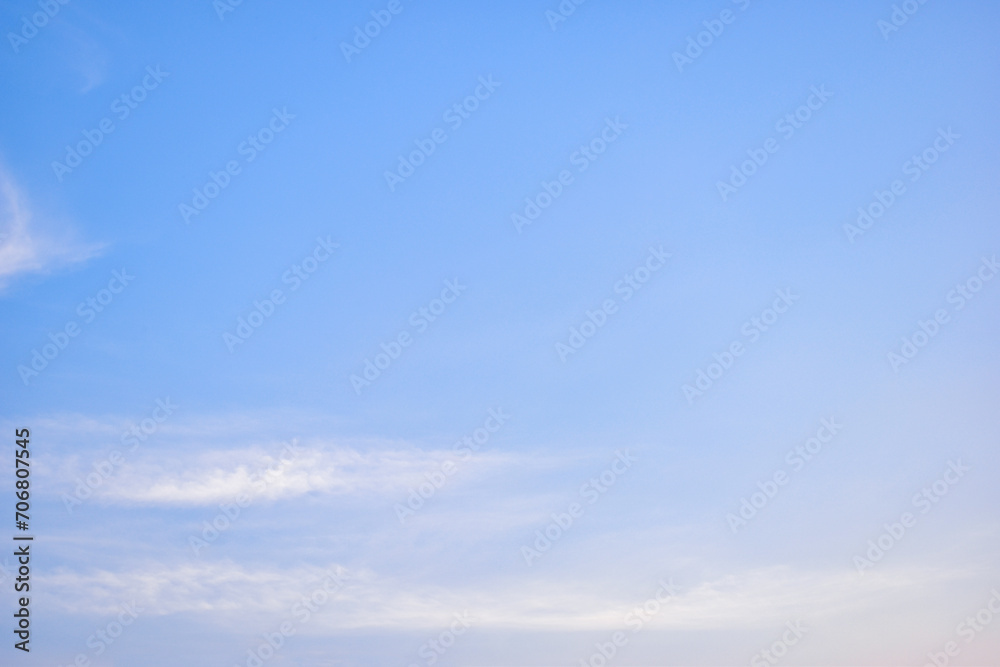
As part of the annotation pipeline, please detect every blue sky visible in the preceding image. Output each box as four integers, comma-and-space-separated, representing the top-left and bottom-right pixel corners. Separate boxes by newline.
1, 1, 999, 665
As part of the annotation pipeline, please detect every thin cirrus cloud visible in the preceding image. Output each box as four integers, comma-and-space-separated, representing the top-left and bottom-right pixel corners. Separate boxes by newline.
36, 559, 967, 632
53, 441, 524, 506
27, 409, 560, 507
0, 167, 104, 290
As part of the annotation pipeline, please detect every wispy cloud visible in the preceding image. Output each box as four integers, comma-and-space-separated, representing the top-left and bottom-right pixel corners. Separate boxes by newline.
0, 167, 103, 290
101, 445, 524, 505
39, 561, 970, 631
41, 560, 354, 617
104, 445, 457, 505
25, 408, 570, 507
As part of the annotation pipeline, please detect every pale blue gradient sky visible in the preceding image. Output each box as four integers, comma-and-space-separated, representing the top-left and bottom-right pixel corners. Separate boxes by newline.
1, 1, 999, 665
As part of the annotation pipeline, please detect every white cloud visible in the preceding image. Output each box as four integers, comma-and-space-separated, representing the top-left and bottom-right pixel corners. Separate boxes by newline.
77, 443, 523, 506
25, 407, 572, 507
38, 560, 970, 632
0, 168, 103, 289
40, 560, 352, 617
